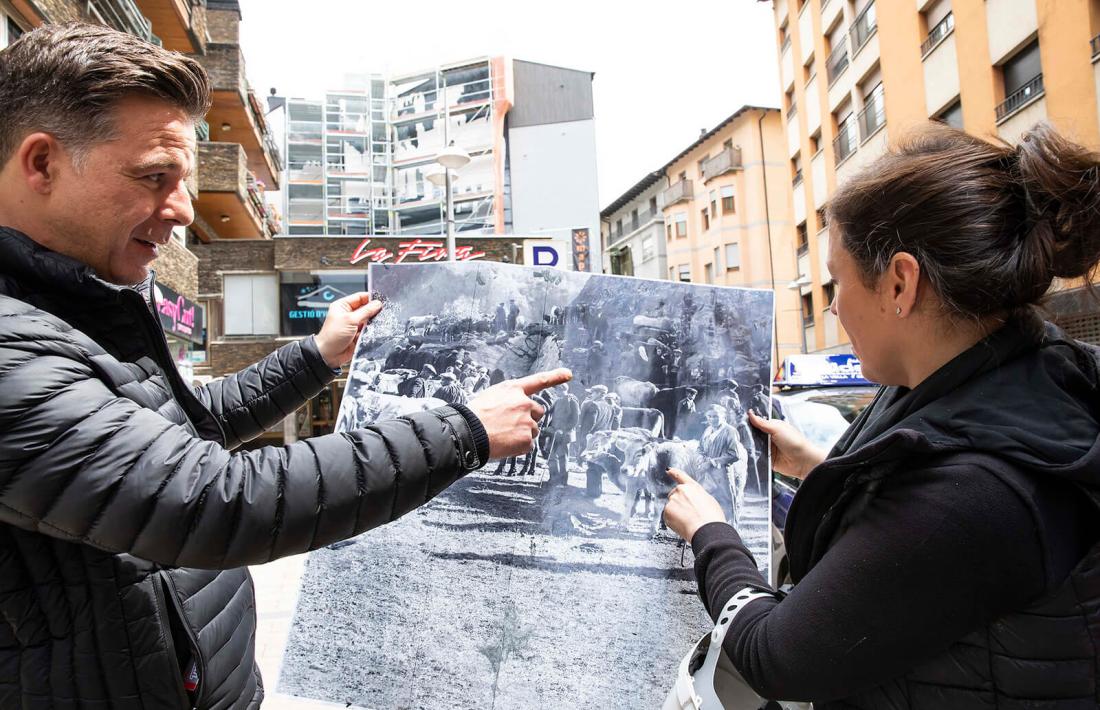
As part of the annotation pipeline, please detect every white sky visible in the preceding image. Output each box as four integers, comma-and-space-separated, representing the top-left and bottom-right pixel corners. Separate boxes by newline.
237, 0, 781, 210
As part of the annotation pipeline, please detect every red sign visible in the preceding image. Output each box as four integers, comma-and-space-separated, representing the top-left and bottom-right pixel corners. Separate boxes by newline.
349, 238, 487, 266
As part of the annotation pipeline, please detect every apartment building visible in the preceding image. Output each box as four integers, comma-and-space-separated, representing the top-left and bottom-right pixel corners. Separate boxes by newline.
0, 0, 284, 377
599, 171, 669, 280
659, 106, 803, 365
281, 58, 599, 244
772, 0, 1100, 352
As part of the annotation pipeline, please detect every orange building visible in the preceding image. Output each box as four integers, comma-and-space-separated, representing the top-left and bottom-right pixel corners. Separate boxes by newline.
771, 0, 1100, 352
660, 106, 803, 366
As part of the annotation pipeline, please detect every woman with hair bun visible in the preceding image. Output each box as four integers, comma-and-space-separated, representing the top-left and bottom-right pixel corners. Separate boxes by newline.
663, 122, 1100, 708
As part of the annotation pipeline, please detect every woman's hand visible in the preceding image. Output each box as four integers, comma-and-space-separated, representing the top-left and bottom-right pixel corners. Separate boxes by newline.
748, 410, 827, 480
663, 468, 728, 543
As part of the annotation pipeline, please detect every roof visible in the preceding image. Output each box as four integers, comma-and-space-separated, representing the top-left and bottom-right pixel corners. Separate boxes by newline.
599, 105, 780, 217
600, 170, 664, 218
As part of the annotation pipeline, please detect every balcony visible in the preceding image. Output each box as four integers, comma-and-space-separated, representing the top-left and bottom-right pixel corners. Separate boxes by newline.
194, 142, 265, 239
132, 0, 206, 53
996, 74, 1044, 123
833, 118, 858, 166
702, 147, 743, 181
89, 0, 157, 44
858, 87, 886, 141
850, 2, 877, 55
920, 12, 954, 58
195, 44, 282, 190
826, 36, 849, 84
662, 179, 694, 206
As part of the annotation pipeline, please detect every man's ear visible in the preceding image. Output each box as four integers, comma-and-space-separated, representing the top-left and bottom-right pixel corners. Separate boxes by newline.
17, 132, 66, 195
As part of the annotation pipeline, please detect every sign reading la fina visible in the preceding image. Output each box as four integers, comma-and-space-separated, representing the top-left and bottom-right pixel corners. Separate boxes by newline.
349, 238, 487, 266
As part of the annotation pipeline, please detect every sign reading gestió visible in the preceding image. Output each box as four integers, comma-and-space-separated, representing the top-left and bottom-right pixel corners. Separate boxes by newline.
154, 283, 205, 344
280, 271, 370, 337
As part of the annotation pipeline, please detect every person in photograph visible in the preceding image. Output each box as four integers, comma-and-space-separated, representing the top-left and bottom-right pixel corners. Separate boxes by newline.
435, 371, 468, 405
0, 24, 570, 709
663, 123, 1100, 708
546, 384, 580, 487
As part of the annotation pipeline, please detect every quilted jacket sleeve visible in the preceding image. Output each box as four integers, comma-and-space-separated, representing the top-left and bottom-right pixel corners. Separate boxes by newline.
192, 336, 336, 449
0, 312, 483, 570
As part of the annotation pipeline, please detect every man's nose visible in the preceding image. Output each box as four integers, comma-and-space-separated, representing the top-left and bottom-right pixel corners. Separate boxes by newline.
160, 180, 195, 227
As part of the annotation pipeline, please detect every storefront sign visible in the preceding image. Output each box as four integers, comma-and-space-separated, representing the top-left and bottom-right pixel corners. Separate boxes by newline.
349, 237, 487, 265
154, 283, 204, 345
280, 272, 370, 337
571, 228, 591, 272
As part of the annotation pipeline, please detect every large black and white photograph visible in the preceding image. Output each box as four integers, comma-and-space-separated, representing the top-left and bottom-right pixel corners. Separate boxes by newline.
278, 261, 775, 708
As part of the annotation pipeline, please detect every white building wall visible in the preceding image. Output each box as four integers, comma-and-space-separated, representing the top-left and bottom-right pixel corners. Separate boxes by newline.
509, 119, 602, 270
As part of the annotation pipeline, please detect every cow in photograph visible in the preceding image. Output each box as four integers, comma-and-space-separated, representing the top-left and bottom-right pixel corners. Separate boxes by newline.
613, 375, 659, 408
404, 315, 438, 338
619, 406, 664, 438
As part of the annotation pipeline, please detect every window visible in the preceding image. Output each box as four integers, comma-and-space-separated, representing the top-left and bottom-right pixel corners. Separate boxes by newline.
667, 223, 673, 240
678, 265, 692, 282
1, 13, 23, 49
721, 185, 735, 213
642, 236, 656, 261
997, 40, 1044, 121
714, 246, 721, 270
725, 243, 741, 270
920, 0, 954, 57
615, 218, 623, 237
810, 131, 822, 155
224, 274, 278, 336
649, 196, 658, 214
630, 208, 639, 231
697, 156, 708, 178
704, 263, 714, 284
816, 208, 828, 232
859, 82, 886, 140
796, 221, 809, 253
678, 170, 687, 182
823, 281, 836, 311
780, 21, 791, 53
804, 55, 816, 84
701, 208, 710, 232
801, 292, 815, 325
935, 99, 963, 129
792, 152, 803, 186
834, 104, 858, 164
674, 212, 688, 238
669, 266, 676, 281
709, 190, 718, 216
786, 89, 797, 119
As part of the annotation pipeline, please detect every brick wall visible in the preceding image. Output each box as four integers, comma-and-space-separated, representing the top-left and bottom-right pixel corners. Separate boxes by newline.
188, 1, 208, 53
205, 6, 239, 44
198, 141, 246, 194
195, 44, 242, 93
193, 238, 274, 296
153, 239, 199, 299
202, 339, 282, 377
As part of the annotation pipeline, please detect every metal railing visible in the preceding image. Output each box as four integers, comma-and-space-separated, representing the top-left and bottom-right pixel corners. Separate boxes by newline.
702, 147, 743, 180
89, 0, 157, 44
662, 179, 694, 206
797, 241, 810, 257
858, 86, 886, 140
833, 116, 858, 165
850, 2, 877, 53
826, 36, 849, 84
921, 12, 954, 57
792, 168, 803, 186
995, 74, 1044, 122
195, 120, 210, 142
1091, 33, 1100, 59
263, 133, 284, 171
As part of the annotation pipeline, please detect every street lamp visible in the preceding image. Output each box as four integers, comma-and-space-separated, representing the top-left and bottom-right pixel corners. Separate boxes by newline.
427, 142, 471, 261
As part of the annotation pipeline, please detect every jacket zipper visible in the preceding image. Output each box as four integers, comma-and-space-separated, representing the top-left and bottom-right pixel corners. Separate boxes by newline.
151, 572, 197, 709
160, 570, 206, 709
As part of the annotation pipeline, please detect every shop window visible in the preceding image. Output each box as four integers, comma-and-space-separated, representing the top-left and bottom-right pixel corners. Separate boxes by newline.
279, 271, 369, 337
224, 274, 278, 336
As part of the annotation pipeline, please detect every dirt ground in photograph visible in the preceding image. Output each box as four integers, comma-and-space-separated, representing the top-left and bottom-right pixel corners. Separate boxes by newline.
278, 459, 769, 709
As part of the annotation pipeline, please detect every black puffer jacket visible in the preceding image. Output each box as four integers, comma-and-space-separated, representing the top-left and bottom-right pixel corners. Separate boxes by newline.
0, 228, 487, 708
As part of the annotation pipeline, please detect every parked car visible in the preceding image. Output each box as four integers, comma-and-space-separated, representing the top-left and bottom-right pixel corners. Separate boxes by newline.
769, 355, 878, 586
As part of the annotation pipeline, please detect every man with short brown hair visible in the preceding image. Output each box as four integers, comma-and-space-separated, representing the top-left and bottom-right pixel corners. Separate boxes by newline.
0, 23, 565, 708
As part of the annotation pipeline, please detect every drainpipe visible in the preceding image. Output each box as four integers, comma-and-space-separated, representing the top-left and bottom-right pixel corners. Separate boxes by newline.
757, 109, 786, 365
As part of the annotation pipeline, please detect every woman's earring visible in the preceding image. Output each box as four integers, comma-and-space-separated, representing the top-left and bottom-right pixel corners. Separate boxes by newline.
895, 306, 902, 317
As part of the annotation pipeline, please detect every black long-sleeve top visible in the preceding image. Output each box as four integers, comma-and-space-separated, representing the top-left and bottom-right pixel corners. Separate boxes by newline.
691, 463, 1096, 702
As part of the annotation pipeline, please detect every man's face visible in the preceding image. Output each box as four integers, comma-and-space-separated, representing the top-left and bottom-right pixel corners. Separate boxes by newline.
44, 95, 196, 285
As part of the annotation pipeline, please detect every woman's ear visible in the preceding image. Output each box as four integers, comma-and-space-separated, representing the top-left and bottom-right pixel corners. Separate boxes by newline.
888, 251, 921, 317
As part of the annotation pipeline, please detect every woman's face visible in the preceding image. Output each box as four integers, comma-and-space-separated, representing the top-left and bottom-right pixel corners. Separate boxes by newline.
827, 226, 899, 385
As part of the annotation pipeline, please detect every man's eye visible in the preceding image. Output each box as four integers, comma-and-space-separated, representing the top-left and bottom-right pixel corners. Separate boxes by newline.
145, 174, 165, 184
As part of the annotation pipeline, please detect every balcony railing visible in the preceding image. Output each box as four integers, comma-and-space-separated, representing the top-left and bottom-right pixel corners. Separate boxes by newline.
995, 74, 1044, 122
89, 0, 158, 44
702, 147, 743, 180
797, 241, 810, 257
920, 12, 954, 57
792, 169, 803, 186
195, 119, 210, 142
833, 117, 858, 165
850, 2, 877, 54
858, 86, 886, 141
826, 36, 849, 84
1093, 33, 1100, 60
662, 179, 694, 206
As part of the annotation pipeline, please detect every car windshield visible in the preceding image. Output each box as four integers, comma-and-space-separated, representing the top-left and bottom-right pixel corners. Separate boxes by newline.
782, 399, 852, 451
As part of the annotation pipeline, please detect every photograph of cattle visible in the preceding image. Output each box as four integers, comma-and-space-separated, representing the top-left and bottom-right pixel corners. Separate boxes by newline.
278, 261, 775, 709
